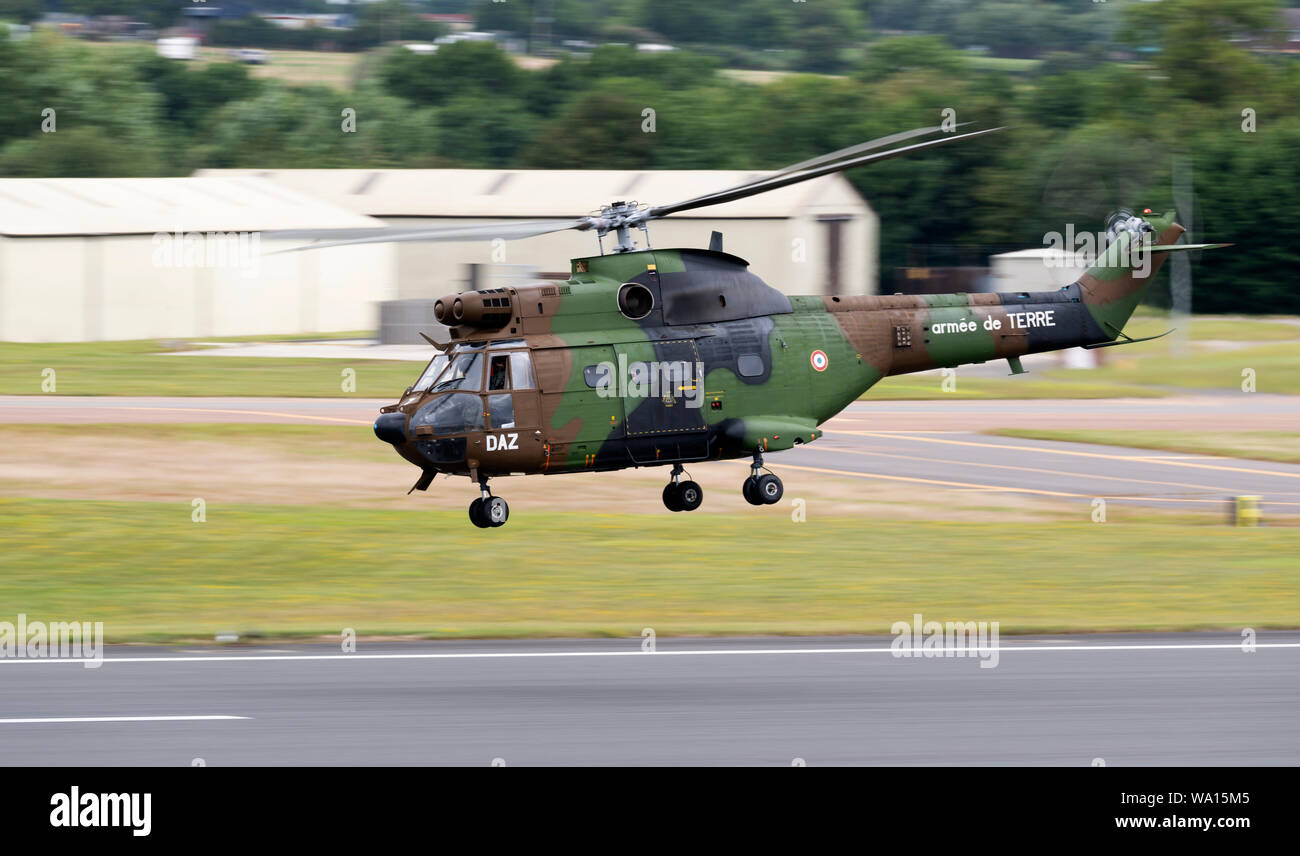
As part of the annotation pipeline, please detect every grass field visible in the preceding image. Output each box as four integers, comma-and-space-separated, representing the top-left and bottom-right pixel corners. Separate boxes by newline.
1, 497, 1296, 641
82, 41, 363, 89
0, 340, 417, 398
4, 315, 1296, 399
991, 429, 1300, 465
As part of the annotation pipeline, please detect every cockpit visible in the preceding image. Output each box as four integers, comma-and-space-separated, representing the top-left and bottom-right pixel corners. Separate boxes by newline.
394, 340, 536, 462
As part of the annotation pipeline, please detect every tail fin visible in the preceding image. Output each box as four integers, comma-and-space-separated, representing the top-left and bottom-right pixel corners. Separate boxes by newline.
1077, 211, 1184, 339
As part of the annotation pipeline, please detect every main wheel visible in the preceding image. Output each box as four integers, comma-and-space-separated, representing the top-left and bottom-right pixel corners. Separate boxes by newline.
483, 496, 510, 527
742, 476, 763, 506
662, 483, 683, 512
676, 480, 703, 512
468, 497, 491, 528
756, 473, 783, 505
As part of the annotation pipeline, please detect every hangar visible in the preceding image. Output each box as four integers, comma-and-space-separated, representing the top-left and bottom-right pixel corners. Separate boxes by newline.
195, 168, 879, 300
0, 176, 390, 342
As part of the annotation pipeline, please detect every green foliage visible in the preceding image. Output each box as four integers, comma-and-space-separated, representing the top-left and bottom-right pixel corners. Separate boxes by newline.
379, 40, 523, 105
4, 8, 1300, 311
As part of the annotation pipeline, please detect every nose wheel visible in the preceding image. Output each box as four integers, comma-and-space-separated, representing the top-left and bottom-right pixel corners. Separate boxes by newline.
742, 452, 783, 506
662, 463, 703, 512
469, 480, 509, 528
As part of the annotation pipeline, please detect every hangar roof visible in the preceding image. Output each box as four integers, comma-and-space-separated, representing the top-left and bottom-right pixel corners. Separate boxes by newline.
192, 168, 873, 219
0, 176, 380, 237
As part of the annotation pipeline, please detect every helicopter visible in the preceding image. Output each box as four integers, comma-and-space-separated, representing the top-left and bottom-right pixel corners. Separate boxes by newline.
269, 125, 1222, 528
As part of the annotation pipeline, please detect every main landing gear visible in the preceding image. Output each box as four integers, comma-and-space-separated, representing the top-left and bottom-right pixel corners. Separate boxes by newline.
662, 463, 704, 512
742, 452, 783, 506
469, 478, 509, 528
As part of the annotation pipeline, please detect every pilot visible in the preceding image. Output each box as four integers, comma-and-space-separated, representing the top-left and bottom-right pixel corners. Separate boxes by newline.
489, 355, 509, 391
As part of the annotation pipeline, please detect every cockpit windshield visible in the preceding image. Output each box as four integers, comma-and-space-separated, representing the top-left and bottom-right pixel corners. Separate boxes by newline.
430, 350, 484, 392
411, 354, 450, 392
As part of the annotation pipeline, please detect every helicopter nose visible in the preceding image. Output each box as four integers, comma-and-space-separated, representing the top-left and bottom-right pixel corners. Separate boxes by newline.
373, 412, 407, 445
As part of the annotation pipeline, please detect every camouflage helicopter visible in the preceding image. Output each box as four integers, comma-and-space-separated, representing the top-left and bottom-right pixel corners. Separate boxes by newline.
271, 126, 1220, 528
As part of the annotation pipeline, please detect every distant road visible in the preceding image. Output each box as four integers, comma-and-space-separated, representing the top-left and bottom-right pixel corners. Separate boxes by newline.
0, 633, 1296, 765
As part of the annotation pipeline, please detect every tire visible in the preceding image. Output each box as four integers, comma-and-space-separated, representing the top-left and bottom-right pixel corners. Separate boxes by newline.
468, 497, 490, 528
484, 496, 510, 527
742, 476, 763, 506
676, 480, 703, 512
662, 483, 683, 512
756, 474, 783, 505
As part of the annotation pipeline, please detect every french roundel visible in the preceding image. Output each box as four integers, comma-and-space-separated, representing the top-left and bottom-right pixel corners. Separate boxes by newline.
810, 350, 829, 372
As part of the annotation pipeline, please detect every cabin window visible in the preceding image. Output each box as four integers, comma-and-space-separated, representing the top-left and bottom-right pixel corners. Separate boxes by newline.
737, 354, 764, 377
487, 393, 515, 429
582, 364, 610, 389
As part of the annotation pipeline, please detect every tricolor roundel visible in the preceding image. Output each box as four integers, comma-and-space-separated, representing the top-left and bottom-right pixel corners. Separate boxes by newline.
810, 349, 828, 372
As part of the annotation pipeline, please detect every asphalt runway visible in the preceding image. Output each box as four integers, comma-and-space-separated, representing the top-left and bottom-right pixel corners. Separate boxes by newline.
4, 394, 1299, 514
1, 633, 1297, 765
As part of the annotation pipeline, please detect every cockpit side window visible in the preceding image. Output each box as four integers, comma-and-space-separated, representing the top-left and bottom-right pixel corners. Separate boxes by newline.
509, 351, 535, 389
488, 354, 510, 391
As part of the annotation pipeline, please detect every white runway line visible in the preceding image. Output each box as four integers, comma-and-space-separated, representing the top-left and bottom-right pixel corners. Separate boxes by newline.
1, 642, 1297, 666
0, 715, 249, 724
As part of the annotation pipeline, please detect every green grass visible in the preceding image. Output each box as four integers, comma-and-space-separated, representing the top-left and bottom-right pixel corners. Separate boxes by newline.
4, 314, 1296, 400
871, 375, 1166, 400
1124, 314, 1300, 343
989, 429, 1300, 465
966, 56, 1042, 74
0, 339, 418, 397
0, 422, 391, 460
1, 498, 1296, 642
871, 340, 1300, 400
1085, 341, 1300, 395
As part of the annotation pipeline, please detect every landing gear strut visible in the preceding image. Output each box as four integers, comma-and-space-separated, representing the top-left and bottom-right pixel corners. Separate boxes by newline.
469, 478, 509, 528
662, 463, 703, 512
742, 451, 783, 506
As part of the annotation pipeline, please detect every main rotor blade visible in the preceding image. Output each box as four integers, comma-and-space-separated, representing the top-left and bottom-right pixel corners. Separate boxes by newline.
646, 127, 1006, 219
763, 123, 963, 180
264, 218, 593, 253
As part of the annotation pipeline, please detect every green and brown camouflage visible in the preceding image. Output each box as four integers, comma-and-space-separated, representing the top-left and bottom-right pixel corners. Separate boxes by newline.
373, 211, 1195, 501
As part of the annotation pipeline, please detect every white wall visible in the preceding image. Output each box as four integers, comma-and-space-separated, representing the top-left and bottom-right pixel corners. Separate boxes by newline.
385, 214, 878, 302
0, 235, 396, 342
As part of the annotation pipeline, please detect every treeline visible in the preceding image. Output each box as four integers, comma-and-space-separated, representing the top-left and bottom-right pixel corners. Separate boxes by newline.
1, 0, 1297, 311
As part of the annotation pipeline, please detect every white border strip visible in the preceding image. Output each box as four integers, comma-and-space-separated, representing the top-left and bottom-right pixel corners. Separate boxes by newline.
0, 715, 248, 724
1, 642, 1297, 666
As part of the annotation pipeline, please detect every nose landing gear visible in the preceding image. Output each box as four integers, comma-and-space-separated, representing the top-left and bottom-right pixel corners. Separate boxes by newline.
662, 463, 703, 512
742, 452, 783, 506
469, 479, 509, 528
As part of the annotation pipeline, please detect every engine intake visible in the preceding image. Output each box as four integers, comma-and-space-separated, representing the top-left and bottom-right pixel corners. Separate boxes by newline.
433, 288, 513, 329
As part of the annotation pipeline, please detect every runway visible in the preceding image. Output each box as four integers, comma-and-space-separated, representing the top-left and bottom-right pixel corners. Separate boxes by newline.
1, 633, 1296, 765
4, 394, 1299, 514
6, 392, 1300, 430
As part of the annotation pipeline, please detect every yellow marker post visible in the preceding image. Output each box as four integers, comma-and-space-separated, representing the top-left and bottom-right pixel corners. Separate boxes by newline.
1233, 495, 1261, 527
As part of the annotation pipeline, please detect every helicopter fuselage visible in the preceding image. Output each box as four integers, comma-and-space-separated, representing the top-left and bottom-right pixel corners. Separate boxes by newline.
375, 217, 1182, 487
